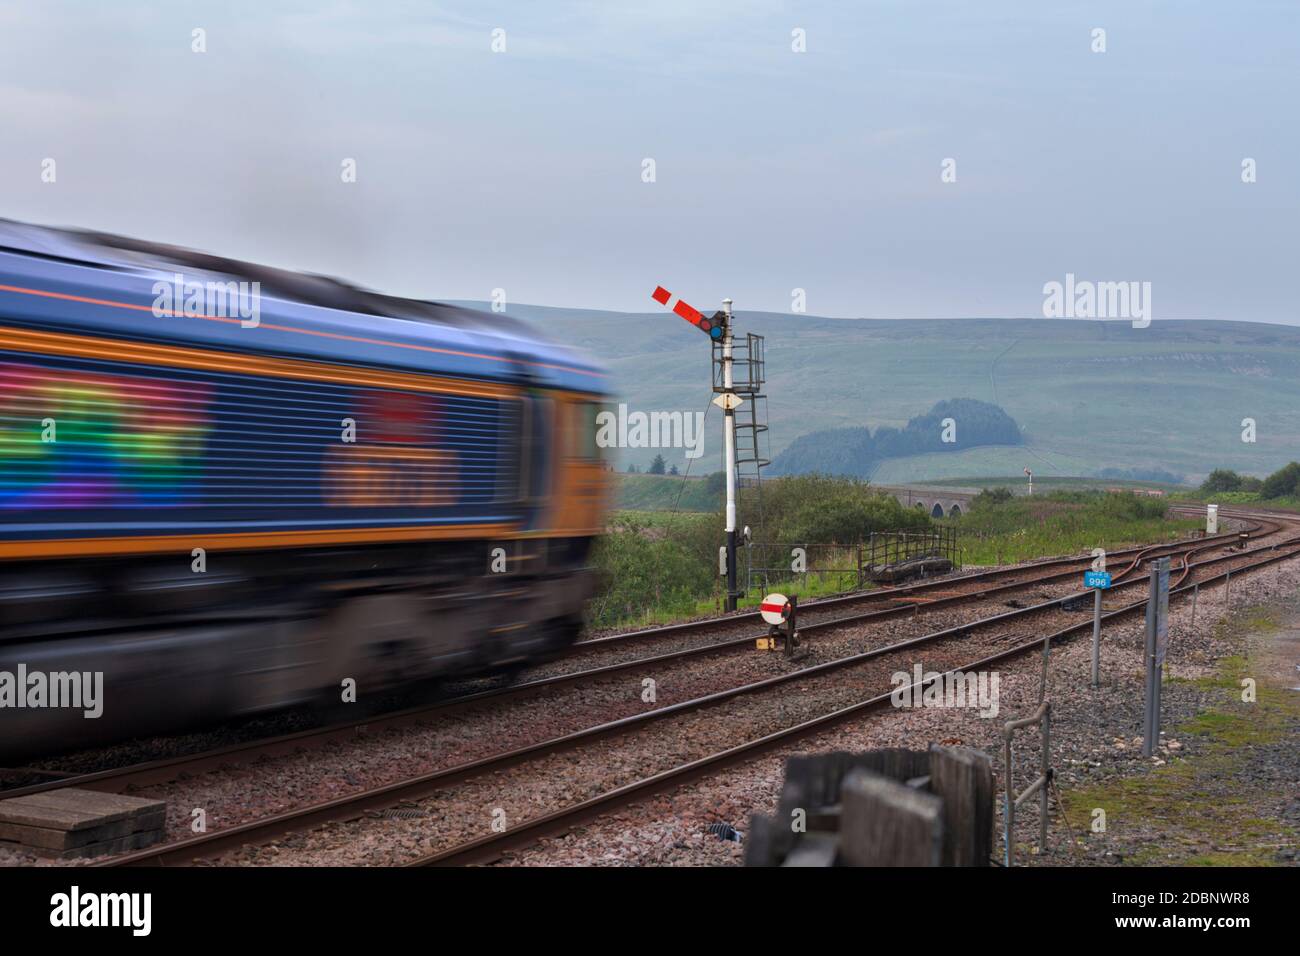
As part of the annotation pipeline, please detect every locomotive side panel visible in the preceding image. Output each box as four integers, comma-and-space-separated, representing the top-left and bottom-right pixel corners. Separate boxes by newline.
0, 326, 524, 557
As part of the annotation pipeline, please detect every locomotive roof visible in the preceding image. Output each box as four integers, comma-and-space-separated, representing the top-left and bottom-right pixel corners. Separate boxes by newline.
0, 218, 607, 392
0, 218, 538, 336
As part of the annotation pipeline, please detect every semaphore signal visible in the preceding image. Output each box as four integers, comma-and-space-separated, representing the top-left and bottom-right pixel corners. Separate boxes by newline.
651, 285, 725, 340
651, 284, 743, 610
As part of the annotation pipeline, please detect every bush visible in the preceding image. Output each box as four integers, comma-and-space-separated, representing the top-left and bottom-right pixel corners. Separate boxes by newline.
590, 474, 932, 628
1093, 492, 1168, 521
589, 512, 720, 627
1261, 461, 1300, 499
1198, 490, 1263, 503
739, 473, 931, 544
1201, 469, 1251, 494
972, 487, 1014, 508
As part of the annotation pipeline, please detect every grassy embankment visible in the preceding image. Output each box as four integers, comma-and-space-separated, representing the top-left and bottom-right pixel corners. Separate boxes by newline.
590, 476, 1203, 631
954, 490, 1202, 566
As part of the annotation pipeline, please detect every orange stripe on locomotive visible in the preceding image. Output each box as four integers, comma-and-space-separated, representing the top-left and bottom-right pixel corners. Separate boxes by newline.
0, 325, 610, 559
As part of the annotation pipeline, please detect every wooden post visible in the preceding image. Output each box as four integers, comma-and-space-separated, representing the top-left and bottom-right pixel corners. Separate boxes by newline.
748, 749, 994, 866
839, 769, 944, 866
928, 746, 994, 866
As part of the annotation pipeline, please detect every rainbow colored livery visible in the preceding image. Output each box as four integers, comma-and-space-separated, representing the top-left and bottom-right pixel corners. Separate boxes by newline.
0, 363, 212, 509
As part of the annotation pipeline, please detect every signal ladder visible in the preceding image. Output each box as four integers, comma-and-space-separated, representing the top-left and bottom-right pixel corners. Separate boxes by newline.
713, 331, 769, 513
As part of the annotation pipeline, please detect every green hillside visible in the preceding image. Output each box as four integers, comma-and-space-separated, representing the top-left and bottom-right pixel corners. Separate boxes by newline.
615, 473, 721, 512
769, 398, 1023, 477
455, 303, 1300, 484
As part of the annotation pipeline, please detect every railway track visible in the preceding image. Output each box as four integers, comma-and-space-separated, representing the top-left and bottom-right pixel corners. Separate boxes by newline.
414, 520, 1300, 866
90, 507, 1300, 867
575, 515, 1273, 646
4, 516, 1271, 803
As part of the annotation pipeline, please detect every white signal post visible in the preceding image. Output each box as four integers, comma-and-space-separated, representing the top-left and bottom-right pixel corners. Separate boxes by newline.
721, 298, 738, 611
650, 284, 743, 612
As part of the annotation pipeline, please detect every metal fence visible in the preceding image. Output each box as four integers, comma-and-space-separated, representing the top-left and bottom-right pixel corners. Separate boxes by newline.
864, 527, 960, 579
743, 528, 962, 597
744, 542, 863, 596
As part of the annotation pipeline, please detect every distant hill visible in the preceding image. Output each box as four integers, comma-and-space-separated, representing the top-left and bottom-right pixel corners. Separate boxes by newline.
769, 398, 1021, 477
452, 302, 1300, 484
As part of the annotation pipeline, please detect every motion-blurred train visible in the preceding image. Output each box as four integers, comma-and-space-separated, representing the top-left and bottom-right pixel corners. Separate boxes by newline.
0, 220, 610, 760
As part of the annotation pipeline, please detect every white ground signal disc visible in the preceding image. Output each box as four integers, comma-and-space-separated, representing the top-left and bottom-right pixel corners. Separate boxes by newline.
759, 593, 790, 626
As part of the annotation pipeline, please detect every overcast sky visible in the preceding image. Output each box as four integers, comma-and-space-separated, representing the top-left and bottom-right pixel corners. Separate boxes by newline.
2, 1, 1296, 323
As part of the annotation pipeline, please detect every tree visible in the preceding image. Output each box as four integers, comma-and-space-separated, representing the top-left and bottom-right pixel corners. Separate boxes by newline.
627, 463, 639, 474
1261, 461, 1300, 499
1200, 469, 1246, 494
648, 454, 667, 475
668, 464, 679, 476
